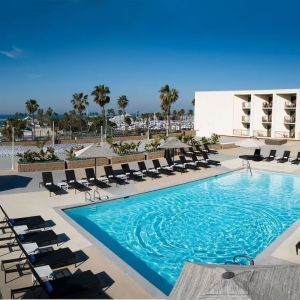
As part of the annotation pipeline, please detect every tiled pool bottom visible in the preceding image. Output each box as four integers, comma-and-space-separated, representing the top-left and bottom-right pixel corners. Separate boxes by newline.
64, 170, 300, 295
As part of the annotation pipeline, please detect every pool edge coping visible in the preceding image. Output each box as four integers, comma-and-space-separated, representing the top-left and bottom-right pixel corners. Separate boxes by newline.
53, 166, 300, 297
54, 167, 242, 298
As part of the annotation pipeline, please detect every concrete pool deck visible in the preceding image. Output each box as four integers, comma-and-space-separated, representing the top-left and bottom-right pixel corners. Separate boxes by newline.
1, 145, 300, 298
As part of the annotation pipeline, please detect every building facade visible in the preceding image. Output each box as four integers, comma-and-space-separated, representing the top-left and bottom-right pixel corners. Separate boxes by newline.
194, 89, 300, 139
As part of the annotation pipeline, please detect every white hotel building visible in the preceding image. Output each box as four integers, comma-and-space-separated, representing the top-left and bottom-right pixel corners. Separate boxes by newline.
194, 89, 300, 140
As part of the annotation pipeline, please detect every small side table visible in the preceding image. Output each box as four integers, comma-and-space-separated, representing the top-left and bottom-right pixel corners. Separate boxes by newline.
78, 179, 90, 187
14, 225, 28, 235
33, 265, 53, 283
57, 182, 68, 191
23, 242, 39, 254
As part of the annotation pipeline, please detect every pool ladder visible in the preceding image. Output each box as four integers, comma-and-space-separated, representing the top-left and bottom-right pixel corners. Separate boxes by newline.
225, 254, 254, 265
242, 160, 253, 176
85, 190, 109, 202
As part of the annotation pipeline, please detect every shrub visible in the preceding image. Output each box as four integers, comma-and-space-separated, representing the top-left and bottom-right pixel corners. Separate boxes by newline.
107, 138, 141, 156
210, 133, 220, 144
65, 145, 84, 160
17, 146, 59, 163
145, 138, 161, 152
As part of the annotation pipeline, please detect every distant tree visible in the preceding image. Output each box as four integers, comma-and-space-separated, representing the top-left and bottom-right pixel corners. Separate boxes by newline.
192, 98, 195, 106
159, 85, 179, 135
91, 84, 110, 136
107, 108, 115, 117
36, 108, 45, 124
188, 109, 194, 117
25, 99, 39, 140
71, 93, 89, 132
117, 95, 129, 116
1, 116, 27, 141
172, 109, 177, 121
178, 109, 185, 120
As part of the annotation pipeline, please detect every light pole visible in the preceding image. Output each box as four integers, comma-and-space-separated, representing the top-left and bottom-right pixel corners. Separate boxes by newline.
11, 127, 15, 170
52, 121, 55, 147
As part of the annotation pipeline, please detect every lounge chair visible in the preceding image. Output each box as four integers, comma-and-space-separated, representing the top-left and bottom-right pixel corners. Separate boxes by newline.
24, 267, 102, 299
291, 152, 300, 165
165, 156, 187, 172
65, 170, 89, 193
203, 144, 218, 154
277, 151, 291, 163
250, 148, 264, 161
42, 172, 61, 196
121, 163, 143, 181
179, 155, 200, 170
189, 146, 201, 156
201, 151, 221, 166
191, 154, 210, 168
0, 205, 47, 232
2, 244, 79, 283
180, 148, 193, 157
85, 168, 110, 188
137, 161, 159, 178
104, 165, 127, 184
264, 150, 276, 162
0, 229, 60, 248
195, 144, 203, 153
152, 159, 174, 174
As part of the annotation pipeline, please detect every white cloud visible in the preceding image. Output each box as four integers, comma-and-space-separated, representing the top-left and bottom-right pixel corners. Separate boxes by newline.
0, 46, 24, 58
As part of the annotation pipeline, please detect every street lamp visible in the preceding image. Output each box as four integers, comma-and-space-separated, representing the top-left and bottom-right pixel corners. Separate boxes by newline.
11, 127, 15, 170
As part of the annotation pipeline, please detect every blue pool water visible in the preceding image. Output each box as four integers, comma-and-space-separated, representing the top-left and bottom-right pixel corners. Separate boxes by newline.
64, 170, 300, 295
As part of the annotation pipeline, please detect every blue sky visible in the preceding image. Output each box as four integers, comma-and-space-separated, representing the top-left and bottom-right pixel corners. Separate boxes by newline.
1, 0, 300, 114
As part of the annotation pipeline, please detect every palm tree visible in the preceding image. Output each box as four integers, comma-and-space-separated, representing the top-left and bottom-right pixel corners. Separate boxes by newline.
71, 93, 89, 133
91, 84, 110, 136
117, 95, 129, 116
159, 85, 179, 136
25, 99, 39, 140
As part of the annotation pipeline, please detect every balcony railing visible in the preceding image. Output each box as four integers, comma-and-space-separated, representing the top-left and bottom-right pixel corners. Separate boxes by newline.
262, 102, 273, 109
275, 131, 295, 138
285, 101, 296, 109
253, 130, 271, 137
242, 102, 251, 109
233, 129, 250, 136
262, 116, 272, 122
284, 116, 296, 124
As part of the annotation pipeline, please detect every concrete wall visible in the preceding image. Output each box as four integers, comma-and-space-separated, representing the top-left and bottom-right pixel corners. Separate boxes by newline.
194, 91, 234, 137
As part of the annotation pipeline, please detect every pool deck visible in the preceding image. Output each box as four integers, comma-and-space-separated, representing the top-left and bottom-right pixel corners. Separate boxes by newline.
1, 145, 300, 298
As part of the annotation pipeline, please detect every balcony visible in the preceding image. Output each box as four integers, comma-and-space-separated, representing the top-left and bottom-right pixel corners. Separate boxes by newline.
262, 102, 273, 109
242, 116, 250, 123
233, 129, 250, 136
262, 116, 272, 123
242, 102, 251, 109
253, 130, 271, 137
285, 101, 296, 109
275, 131, 295, 138
284, 116, 296, 124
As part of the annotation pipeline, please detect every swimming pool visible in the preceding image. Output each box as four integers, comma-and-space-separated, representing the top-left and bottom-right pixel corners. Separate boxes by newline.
64, 170, 300, 295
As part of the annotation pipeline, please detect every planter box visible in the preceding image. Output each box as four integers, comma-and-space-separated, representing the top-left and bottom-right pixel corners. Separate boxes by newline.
221, 143, 238, 149
66, 158, 95, 169
95, 157, 110, 166
110, 153, 146, 164
17, 161, 65, 172
146, 150, 165, 159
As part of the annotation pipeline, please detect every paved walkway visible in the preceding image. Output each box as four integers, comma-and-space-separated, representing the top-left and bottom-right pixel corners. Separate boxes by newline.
1, 144, 300, 298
